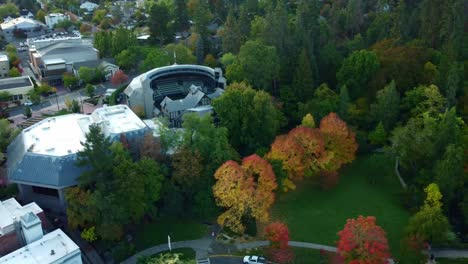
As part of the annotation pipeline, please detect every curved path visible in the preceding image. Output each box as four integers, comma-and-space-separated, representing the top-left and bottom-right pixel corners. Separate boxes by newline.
122, 238, 468, 264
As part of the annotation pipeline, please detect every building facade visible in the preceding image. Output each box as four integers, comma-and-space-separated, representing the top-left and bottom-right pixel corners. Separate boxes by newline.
45, 13, 70, 29
28, 37, 98, 84
0, 17, 46, 37
0, 76, 34, 108
0, 54, 9, 78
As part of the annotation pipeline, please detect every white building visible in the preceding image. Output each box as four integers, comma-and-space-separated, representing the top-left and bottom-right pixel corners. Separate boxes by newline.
0, 198, 47, 255
7, 105, 150, 212
0, 17, 46, 37
0, 229, 82, 264
0, 54, 9, 78
45, 13, 70, 29
80, 1, 99, 12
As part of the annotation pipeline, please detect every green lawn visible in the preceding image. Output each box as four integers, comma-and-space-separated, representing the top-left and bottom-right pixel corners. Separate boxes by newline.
133, 218, 207, 250
272, 154, 410, 257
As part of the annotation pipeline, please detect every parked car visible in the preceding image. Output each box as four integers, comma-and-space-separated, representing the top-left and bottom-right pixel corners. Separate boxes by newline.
243, 255, 267, 264
23, 100, 33, 106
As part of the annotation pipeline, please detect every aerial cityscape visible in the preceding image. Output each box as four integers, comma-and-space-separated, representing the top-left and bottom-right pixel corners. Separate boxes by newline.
0, 0, 466, 264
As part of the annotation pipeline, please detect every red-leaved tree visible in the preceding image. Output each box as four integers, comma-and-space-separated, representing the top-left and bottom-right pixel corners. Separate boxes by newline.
337, 216, 391, 264
110, 70, 129, 86
264, 222, 294, 264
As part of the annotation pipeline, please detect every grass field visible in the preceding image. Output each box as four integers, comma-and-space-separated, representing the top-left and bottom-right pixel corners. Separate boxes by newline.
133, 218, 207, 250
272, 154, 410, 257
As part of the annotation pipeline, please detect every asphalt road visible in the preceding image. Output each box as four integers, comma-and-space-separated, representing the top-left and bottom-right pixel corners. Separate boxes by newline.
209, 256, 244, 264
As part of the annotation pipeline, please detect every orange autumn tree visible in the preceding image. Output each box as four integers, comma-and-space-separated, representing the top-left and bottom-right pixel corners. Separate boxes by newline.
337, 216, 391, 264
267, 112, 357, 191
319, 112, 358, 172
213, 155, 277, 233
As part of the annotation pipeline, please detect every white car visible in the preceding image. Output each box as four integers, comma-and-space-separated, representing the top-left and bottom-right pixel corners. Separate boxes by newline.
23, 100, 33, 106
243, 255, 267, 264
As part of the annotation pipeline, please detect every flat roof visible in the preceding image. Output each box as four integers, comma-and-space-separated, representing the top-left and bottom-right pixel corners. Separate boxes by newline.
43, 58, 66, 65
21, 105, 146, 157
0, 198, 42, 235
0, 76, 33, 91
0, 229, 81, 264
22, 114, 92, 156
0, 54, 8, 62
91, 105, 147, 135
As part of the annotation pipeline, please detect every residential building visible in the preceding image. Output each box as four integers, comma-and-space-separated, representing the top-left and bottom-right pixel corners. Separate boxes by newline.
0, 76, 34, 108
7, 105, 149, 212
28, 37, 98, 84
72, 59, 119, 80
0, 228, 82, 264
45, 13, 70, 29
19, 9, 35, 19
0, 17, 46, 37
80, 1, 99, 12
124, 64, 226, 125
0, 54, 9, 78
0, 198, 48, 255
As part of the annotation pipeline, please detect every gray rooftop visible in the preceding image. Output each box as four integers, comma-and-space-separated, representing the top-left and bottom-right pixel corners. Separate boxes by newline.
0, 76, 33, 91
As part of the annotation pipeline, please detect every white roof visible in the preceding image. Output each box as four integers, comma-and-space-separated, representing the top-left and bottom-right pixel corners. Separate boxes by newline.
0, 54, 8, 62
137, 35, 150, 40
1, 17, 45, 30
22, 105, 146, 157
0, 198, 42, 235
91, 105, 147, 135
43, 58, 66, 65
80, 1, 99, 8
22, 114, 92, 156
0, 229, 81, 264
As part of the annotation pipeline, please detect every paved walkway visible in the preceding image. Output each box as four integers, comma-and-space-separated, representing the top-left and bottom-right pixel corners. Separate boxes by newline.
430, 249, 468, 258
122, 238, 468, 264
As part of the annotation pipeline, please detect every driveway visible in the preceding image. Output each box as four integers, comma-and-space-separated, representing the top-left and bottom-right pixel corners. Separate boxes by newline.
209, 256, 243, 264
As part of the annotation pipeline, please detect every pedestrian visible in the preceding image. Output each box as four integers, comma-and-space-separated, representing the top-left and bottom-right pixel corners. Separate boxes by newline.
211, 231, 215, 238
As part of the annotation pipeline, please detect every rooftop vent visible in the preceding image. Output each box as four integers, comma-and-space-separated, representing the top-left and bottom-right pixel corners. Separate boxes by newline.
50, 250, 55, 255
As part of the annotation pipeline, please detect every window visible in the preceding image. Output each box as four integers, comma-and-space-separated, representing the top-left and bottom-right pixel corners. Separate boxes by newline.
32, 186, 59, 197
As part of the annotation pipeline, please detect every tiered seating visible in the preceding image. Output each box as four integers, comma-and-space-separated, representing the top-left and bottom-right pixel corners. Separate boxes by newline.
155, 80, 183, 96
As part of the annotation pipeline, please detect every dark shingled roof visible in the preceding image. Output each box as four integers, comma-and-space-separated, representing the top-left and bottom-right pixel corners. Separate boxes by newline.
0, 76, 33, 91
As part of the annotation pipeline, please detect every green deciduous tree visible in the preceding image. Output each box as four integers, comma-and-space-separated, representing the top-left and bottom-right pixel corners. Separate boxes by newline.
8, 67, 20, 77
226, 40, 280, 92
297, 83, 339, 122
337, 50, 380, 99
212, 82, 281, 155
0, 119, 20, 153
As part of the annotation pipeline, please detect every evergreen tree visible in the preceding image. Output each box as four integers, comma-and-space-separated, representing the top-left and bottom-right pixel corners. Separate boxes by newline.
174, 0, 190, 32
370, 81, 400, 130
445, 62, 463, 107
149, 2, 173, 45
196, 36, 204, 65
222, 11, 242, 54
292, 48, 315, 102
338, 85, 350, 121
